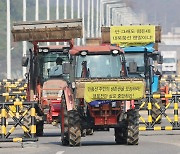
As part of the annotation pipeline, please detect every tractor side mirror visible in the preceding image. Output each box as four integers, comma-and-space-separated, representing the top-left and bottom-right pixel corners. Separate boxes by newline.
129, 62, 137, 73
22, 56, 29, 67
62, 62, 71, 74
157, 55, 163, 64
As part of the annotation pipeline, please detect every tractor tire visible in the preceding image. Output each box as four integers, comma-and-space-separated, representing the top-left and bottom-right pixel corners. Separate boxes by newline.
61, 98, 69, 146
86, 129, 94, 135
126, 109, 139, 145
36, 120, 44, 136
114, 120, 127, 144
68, 110, 81, 146
152, 99, 162, 124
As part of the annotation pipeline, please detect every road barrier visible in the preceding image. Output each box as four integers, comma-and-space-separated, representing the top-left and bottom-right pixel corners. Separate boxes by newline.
139, 93, 180, 131
2, 78, 180, 133
0, 96, 38, 142
0, 79, 27, 102
160, 75, 180, 94
0, 85, 37, 142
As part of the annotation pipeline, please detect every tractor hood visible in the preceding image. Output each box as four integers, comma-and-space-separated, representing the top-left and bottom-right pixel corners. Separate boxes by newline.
43, 79, 68, 89
42, 79, 68, 98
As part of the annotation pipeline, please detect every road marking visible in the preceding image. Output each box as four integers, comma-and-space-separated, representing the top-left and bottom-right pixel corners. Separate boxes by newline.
56, 151, 65, 154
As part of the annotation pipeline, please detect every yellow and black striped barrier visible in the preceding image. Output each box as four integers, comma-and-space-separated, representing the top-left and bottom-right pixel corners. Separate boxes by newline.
0, 99, 38, 142
160, 75, 180, 93
0, 79, 27, 103
139, 93, 180, 131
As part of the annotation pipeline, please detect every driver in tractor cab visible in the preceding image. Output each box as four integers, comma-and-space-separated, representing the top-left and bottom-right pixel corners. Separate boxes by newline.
49, 57, 63, 77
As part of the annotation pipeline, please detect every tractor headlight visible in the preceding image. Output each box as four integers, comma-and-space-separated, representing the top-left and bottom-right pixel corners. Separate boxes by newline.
39, 49, 43, 52
112, 50, 119, 55
43, 49, 49, 52
80, 50, 88, 56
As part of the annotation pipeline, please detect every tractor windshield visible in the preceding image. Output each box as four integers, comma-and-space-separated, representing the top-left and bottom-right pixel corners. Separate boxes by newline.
38, 52, 69, 82
125, 53, 145, 73
76, 54, 122, 78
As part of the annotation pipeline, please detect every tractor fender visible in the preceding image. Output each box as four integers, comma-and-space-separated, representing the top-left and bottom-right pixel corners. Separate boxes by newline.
63, 87, 75, 111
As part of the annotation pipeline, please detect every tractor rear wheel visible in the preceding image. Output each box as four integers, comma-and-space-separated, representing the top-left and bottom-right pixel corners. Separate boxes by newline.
61, 97, 69, 146
126, 109, 139, 145
68, 110, 81, 146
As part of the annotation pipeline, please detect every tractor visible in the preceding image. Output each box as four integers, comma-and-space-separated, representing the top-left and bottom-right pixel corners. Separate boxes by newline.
60, 45, 145, 146
101, 25, 166, 123
11, 18, 83, 136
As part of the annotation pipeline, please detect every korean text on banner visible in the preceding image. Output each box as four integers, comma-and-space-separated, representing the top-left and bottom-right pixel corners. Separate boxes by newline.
110, 25, 155, 47
84, 82, 145, 103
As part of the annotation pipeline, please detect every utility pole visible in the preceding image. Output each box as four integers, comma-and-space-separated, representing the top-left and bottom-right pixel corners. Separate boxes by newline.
64, 0, 67, 45
22, 0, 27, 78
56, 0, 59, 20
82, 0, 85, 45
87, 0, 90, 38
7, 0, 11, 79
35, 0, 39, 21
96, 0, 100, 37
64, 0, 67, 19
99, 0, 102, 37
77, 0, 80, 45
91, 0, 94, 37
71, 0, 74, 19
56, 0, 59, 45
47, 0, 50, 45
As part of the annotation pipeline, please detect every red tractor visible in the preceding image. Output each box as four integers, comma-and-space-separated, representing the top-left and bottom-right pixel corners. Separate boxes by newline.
60, 45, 145, 146
11, 19, 83, 136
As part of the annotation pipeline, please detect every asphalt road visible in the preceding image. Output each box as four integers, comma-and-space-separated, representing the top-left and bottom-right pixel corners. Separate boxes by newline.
0, 124, 180, 154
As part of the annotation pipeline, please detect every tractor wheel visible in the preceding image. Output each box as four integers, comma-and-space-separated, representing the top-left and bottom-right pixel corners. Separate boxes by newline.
35, 104, 45, 137
86, 128, 94, 135
61, 98, 69, 146
126, 109, 139, 145
152, 99, 162, 124
36, 120, 44, 136
68, 110, 81, 146
114, 120, 127, 144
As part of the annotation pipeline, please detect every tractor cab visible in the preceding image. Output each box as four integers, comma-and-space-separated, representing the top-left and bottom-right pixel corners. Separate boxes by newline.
22, 45, 72, 126
69, 45, 127, 79
36, 45, 70, 85
124, 43, 163, 93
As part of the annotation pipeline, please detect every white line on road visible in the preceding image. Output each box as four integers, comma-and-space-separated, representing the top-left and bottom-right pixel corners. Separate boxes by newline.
56, 151, 65, 154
